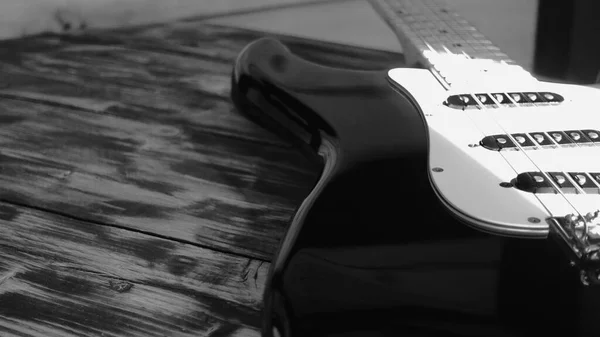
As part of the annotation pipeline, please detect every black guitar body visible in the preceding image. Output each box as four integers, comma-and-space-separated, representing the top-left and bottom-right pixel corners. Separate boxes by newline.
230, 38, 597, 337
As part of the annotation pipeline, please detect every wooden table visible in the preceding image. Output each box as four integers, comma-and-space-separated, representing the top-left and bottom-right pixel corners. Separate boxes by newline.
0, 20, 402, 336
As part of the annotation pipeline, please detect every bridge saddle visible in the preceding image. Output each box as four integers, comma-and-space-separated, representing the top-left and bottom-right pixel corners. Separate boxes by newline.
552, 211, 600, 285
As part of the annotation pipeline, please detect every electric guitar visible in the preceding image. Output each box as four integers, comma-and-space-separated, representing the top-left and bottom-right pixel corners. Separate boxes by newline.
230, 1, 600, 336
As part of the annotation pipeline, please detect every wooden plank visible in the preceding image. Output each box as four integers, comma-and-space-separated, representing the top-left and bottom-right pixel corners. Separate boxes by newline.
0, 24, 403, 260
0, 201, 266, 336
0, 91, 315, 260
0, 19, 404, 337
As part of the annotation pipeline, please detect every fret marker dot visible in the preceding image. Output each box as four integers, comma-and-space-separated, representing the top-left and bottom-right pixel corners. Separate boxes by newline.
496, 137, 507, 144
515, 136, 526, 144
461, 96, 470, 103
478, 95, 487, 103
552, 133, 562, 142
511, 94, 521, 102
533, 134, 545, 143
544, 93, 554, 100
527, 93, 537, 101
575, 174, 587, 186
494, 94, 504, 103
570, 132, 581, 141
534, 175, 544, 183
588, 132, 598, 139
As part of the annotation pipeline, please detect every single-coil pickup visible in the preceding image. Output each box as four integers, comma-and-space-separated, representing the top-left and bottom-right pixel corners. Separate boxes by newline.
445, 92, 563, 110
515, 172, 600, 194
480, 130, 600, 151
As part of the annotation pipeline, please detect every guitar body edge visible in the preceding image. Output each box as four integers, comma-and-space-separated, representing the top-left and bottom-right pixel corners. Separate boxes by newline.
230, 38, 592, 337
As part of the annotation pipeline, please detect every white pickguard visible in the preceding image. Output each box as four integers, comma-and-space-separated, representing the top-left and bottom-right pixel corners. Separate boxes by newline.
388, 67, 600, 238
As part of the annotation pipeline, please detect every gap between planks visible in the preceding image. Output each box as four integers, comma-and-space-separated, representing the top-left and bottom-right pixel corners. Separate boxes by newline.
0, 23, 400, 262
0, 200, 268, 336
0, 196, 272, 263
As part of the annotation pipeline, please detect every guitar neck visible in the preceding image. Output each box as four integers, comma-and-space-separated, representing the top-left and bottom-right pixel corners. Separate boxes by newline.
369, 0, 536, 89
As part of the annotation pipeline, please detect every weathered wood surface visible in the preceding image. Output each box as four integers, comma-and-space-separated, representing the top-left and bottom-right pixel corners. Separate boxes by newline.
0, 201, 267, 336
0, 23, 403, 260
0, 21, 403, 336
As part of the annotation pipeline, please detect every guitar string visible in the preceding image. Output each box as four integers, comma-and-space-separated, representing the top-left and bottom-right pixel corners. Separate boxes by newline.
493, 90, 594, 240
424, 44, 556, 217
451, 55, 593, 242
413, 0, 594, 237
378, 0, 594, 241
423, 0, 595, 234
407, 1, 560, 218
456, 55, 592, 240
379, 0, 556, 223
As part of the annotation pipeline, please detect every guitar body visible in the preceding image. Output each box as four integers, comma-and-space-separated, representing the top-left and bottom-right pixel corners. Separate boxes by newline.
231, 38, 600, 337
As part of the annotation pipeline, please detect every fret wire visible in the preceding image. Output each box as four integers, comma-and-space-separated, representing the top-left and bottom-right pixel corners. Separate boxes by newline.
378, 0, 514, 62
369, 0, 539, 87
374, 0, 600, 251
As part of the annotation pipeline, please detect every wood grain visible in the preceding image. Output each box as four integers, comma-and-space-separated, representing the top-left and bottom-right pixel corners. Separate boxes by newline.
0, 23, 402, 260
0, 201, 265, 336
0, 21, 403, 336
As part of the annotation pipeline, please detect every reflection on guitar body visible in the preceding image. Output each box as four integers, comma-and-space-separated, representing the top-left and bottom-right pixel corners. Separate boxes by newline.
230, 0, 600, 336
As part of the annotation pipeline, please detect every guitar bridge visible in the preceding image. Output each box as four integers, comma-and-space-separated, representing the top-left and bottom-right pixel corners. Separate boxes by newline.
552, 211, 600, 285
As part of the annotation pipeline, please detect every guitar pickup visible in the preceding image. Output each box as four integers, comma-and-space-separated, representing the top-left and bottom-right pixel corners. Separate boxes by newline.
480, 130, 600, 151
445, 91, 563, 110
515, 172, 600, 194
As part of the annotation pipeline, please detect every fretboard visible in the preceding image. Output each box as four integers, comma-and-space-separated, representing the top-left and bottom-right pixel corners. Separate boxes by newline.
369, 0, 537, 89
